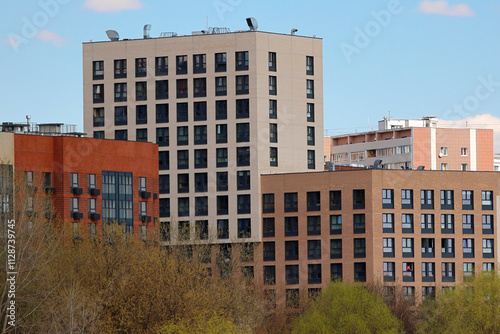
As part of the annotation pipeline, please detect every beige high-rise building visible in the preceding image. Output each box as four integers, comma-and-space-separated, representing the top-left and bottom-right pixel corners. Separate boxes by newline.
82, 28, 323, 244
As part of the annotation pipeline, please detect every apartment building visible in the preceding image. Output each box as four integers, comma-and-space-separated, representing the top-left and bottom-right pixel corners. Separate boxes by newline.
0, 123, 159, 239
324, 116, 493, 171
258, 169, 499, 308
82, 28, 324, 243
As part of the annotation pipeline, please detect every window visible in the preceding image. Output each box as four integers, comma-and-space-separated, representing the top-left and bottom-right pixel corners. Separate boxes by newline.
307, 103, 314, 122
114, 83, 127, 102
269, 100, 277, 119
176, 55, 187, 74
442, 263, 455, 282
308, 240, 321, 260
135, 58, 146, 77
463, 263, 475, 281
216, 124, 227, 143
158, 151, 169, 170
263, 218, 275, 237
195, 197, 208, 216
462, 190, 474, 209
268, 52, 276, 71
93, 60, 103, 80
383, 213, 394, 233
401, 189, 413, 209
238, 218, 252, 238
216, 172, 228, 191
483, 239, 494, 258
93, 107, 104, 127
217, 219, 229, 239
159, 175, 169, 194
440, 147, 448, 156
285, 265, 299, 284
383, 262, 395, 282
285, 217, 298, 236
461, 164, 468, 171
306, 56, 314, 75
193, 54, 206, 73
217, 195, 228, 215
441, 214, 454, 233
402, 214, 414, 233
422, 287, 435, 301
441, 238, 455, 258
177, 126, 188, 145
263, 266, 276, 285
263, 242, 275, 261
353, 214, 365, 233
463, 238, 474, 258
194, 149, 207, 168
178, 198, 189, 218
155, 127, 169, 147
329, 190, 341, 210
93, 84, 104, 103
402, 262, 414, 282
139, 201, 148, 219
237, 195, 250, 214
216, 148, 228, 167
236, 147, 250, 166
235, 51, 248, 70
177, 150, 189, 169
159, 199, 170, 218
115, 130, 127, 141
331, 239, 342, 259
270, 147, 278, 167
354, 263, 366, 282
178, 220, 190, 240
194, 173, 208, 193
269, 76, 277, 95
483, 263, 495, 272
136, 129, 147, 142
421, 214, 434, 233
284, 193, 298, 212
403, 287, 415, 306
307, 150, 315, 169
482, 191, 493, 210
177, 174, 189, 193
383, 238, 394, 257
156, 104, 169, 123
307, 126, 315, 145
237, 171, 250, 190
153, 80, 168, 100
193, 78, 206, 97
353, 189, 365, 209
269, 123, 277, 143
215, 76, 227, 96
422, 262, 435, 282
114, 59, 126, 78
194, 125, 207, 145
307, 191, 320, 211
155, 56, 168, 75
482, 215, 494, 234
382, 189, 394, 209
308, 264, 322, 284
354, 238, 366, 258
462, 214, 474, 234
306, 79, 314, 98
236, 123, 250, 142
307, 216, 321, 236
441, 163, 448, 171
70, 197, 79, 213
421, 190, 434, 209
286, 289, 299, 308
216, 100, 227, 120
194, 220, 208, 240
176, 79, 188, 98
236, 99, 249, 118
215, 52, 226, 72
461, 147, 468, 156
331, 264, 343, 281
440, 190, 454, 209
236, 75, 249, 94
330, 215, 342, 234
114, 106, 127, 126
134, 105, 147, 125
402, 238, 414, 257
421, 238, 435, 258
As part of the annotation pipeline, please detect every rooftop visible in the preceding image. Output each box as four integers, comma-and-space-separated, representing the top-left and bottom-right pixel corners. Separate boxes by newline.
1, 122, 85, 137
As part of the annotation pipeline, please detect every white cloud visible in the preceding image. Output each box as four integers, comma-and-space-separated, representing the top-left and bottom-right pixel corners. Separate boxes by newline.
35, 30, 68, 47
438, 113, 500, 152
417, 1, 475, 16
84, 0, 142, 12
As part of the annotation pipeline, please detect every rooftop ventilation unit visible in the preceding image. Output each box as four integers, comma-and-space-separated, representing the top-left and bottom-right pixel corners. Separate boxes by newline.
246, 17, 258, 30
291, 28, 298, 35
372, 159, 383, 169
143, 24, 151, 39
106, 30, 119, 41
416, 166, 425, 170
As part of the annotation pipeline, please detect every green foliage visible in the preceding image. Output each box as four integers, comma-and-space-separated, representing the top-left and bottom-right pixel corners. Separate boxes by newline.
158, 312, 238, 334
417, 272, 500, 334
292, 281, 403, 334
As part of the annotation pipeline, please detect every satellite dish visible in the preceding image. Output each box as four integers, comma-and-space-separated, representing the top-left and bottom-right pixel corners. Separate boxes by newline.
438, 153, 443, 158
246, 17, 258, 31
106, 30, 119, 41
143, 24, 151, 39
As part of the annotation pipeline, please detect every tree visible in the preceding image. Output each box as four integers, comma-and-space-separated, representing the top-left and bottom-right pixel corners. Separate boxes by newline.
292, 281, 403, 334
417, 272, 500, 334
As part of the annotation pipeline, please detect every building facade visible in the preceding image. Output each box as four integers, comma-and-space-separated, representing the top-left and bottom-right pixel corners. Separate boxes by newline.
257, 169, 499, 307
324, 116, 494, 171
82, 29, 324, 243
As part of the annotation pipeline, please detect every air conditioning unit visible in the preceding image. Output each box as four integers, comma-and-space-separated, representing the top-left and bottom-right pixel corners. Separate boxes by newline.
89, 213, 101, 220
89, 188, 101, 196
140, 215, 152, 223
140, 191, 151, 199
72, 187, 83, 195
72, 212, 83, 220
44, 187, 56, 194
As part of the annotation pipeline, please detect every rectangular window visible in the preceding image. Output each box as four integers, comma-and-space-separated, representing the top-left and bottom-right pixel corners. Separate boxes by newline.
353, 189, 365, 209
307, 103, 315, 122
270, 147, 278, 167
114, 59, 126, 78
263, 266, 275, 285
135, 81, 147, 101
308, 264, 322, 284
422, 262, 435, 282
159, 175, 169, 194
307, 191, 320, 211
216, 195, 228, 215
263, 242, 275, 261
308, 240, 321, 260
193, 54, 206, 73
216, 148, 228, 168
463, 238, 474, 258
354, 238, 366, 258
194, 173, 208, 193
268, 52, 276, 71
216, 124, 227, 144
285, 193, 298, 212
194, 149, 208, 168
353, 214, 365, 234
155, 80, 168, 100
215, 52, 226, 72
178, 198, 189, 218
483, 239, 494, 258
330, 239, 342, 259
135, 58, 146, 77
330, 215, 342, 234
114, 83, 127, 102
195, 196, 208, 216
482, 191, 493, 210
382, 189, 394, 209
422, 287, 436, 302
114, 106, 127, 126
421, 214, 434, 233
331, 264, 343, 281
177, 174, 189, 193
237, 195, 251, 214
440, 147, 448, 156
383, 213, 394, 233
177, 126, 188, 145
236, 147, 250, 166
463, 263, 475, 281
194, 125, 207, 145
482, 215, 494, 234
178, 220, 190, 240
136, 105, 147, 125
306, 56, 314, 75
440, 190, 454, 210
156, 104, 169, 123
217, 219, 229, 239
236, 99, 249, 118
383, 238, 394, 257
155, 56, 168, 75
306, 79, 314, 98
441, 238, 455, 258
402, 214, 414, 233
441, 163, 448, 171
262, 194, 274, 213
441, 214, 454, 233
402, 262, 414, 282
285, 265, 299, 284
269, 76, 277, 95
421, 238, 435, 258
401, 189, 413, 209
402, 238, 414, 257
156, 127, 169, 146
236, 75, 249, 95
269, 100, 277, 119
354, 263, 366, 282
159, 199, 170, 218
462, 214, 474, 234
93, 84, 104, 103
193, 78, 206, 97
87, 174, 96, 190
235, 51, 249, 70
383, 262, 395, 282
136, 129, 147, 142
285, 217, 298, 237
176, 55, 187, 74
177, 150, 189, 169
307, 126, 315, 145
307, 216, 321, 236
216, 172, 228, 191
269, 123, 278, 143
461, 164, 468, 171
263, 217, 275, 237
93, 60, 104, 80
216, 100, 227, 120
421, 190, 434, 209
115, 130, 127, 141
307, 150, 315, 169
286, 289, 299, 308
158, 151, 169, 170
461, 147, 468, 156
195, 220, 208, 240
237, 171, 251, 190
483, 263, 495, 272
215, 76, 227, 96
176, 79, 188, 98
462, 190, 474, 209
329, 190, 341, 210
442, 263, 455, 282
236, 123, 250, 142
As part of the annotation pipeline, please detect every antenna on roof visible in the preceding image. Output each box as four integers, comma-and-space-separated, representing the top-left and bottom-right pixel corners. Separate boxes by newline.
246, 17, 258, 31
106, 30, 119, 41
143, 24, 151, 39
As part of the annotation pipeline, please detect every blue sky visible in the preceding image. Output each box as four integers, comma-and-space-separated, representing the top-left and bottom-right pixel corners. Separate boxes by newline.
2, 0, 500, 149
